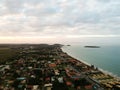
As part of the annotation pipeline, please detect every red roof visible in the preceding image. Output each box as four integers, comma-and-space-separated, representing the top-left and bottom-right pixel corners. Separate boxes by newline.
66, 81, 72, 86
49, 63, 56, 68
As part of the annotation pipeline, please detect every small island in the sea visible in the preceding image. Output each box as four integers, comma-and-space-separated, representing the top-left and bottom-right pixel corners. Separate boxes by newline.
84, 46, 100, 48
67, 45, 71, 46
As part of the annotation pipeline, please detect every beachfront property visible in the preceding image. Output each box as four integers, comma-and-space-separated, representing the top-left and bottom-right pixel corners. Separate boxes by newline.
0, 44, 120, 90
89, 72, 120, 90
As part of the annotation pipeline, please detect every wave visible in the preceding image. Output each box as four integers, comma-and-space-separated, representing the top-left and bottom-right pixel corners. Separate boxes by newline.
78, 58, 120, 80
98, 68, 120, 80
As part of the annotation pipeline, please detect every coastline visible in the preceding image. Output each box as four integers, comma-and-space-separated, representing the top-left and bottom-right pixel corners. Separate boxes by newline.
61, 46, 120, 84
63, 50, 120, 79
61, 46, 120, 79
0, 44, 120, 89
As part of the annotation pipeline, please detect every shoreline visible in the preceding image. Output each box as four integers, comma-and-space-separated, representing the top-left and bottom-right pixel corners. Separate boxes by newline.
61, 47, 120, 81
0, 44, 120, 89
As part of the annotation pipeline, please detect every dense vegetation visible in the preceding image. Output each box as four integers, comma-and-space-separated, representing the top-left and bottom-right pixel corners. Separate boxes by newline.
0, 48, 20, 64
0, 44, 62, 64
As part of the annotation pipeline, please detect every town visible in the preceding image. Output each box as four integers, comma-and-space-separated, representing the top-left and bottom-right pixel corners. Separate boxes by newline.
0, 44, 120, 90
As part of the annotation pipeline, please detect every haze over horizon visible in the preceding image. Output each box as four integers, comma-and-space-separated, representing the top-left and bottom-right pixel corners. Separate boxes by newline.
0, 0, 120, 44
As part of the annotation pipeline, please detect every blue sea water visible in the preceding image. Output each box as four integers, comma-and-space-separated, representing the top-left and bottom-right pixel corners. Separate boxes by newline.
62, 45, 120, 77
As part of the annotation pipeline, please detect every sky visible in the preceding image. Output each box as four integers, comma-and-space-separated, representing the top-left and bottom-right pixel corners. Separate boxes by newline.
0, 0, 120, 44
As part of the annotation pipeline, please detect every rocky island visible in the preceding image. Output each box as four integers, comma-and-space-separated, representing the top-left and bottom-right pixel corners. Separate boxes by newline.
84, 46, 100, 48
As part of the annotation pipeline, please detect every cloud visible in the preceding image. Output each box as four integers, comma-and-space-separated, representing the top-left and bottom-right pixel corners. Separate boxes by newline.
66, 35, 120, 38
0, 0, 120, 40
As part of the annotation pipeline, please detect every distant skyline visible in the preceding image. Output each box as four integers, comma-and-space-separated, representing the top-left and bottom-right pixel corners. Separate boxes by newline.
0, 0, 120, 44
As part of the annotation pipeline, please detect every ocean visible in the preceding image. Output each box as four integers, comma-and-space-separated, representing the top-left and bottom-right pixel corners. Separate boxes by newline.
62, 45, 120, 78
